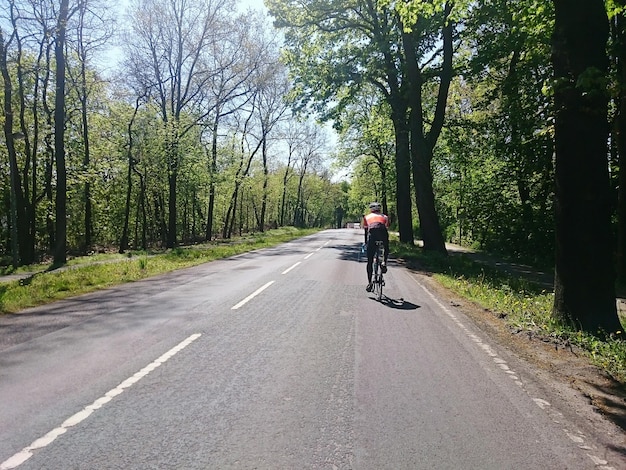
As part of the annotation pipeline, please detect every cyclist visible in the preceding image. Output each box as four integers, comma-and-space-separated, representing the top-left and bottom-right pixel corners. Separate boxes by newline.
363, 202, 390, 292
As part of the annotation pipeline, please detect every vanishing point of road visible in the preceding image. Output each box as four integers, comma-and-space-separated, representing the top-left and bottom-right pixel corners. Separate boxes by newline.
0, 229, 624, 469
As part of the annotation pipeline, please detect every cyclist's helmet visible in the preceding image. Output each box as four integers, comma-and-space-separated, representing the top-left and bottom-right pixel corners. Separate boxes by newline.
369, 202, 382, 212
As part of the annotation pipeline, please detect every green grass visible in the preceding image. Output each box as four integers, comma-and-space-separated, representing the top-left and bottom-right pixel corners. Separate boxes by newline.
392, 240, 626, 385
0, 227, 319, 314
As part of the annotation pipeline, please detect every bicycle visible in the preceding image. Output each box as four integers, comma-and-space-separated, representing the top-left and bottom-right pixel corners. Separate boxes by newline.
371, 240, 385, 301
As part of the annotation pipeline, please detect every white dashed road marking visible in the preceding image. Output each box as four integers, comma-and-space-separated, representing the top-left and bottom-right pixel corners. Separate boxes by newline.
0, 334, 202, 470
2, 238, 332, 469
234, 240, 324, 307
282, 262, 301, 275
231, 281, 275, 310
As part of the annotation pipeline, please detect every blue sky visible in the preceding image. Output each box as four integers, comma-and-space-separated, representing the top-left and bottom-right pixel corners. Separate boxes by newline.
239, 0, 267, 11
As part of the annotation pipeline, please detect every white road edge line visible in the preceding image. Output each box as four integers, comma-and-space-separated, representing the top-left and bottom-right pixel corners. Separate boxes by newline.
413, 275, 618, 470
231, 281, 275, 310
282, 262, 301, 275
0, 334, 202, 470
304, 253, 314, 260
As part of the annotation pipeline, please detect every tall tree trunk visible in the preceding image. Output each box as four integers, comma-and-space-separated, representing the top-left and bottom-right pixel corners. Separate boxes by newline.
206, 112, 220, 241
120, 97, 142, 252
401, 8, 451, 255
412, 135, 446, 253
294, 169, 306, 228
53, 0, 69, 266
389, 102, 414, 244
366, 0, 413, 244
138, 172, 147, 250
280, 166, 289, 226
154, 192, 168, 246
13, 15, 37, 266
165, 120, 181, 248
226, 186, 240, 239
552, 0, 622, 333
120, 152, 132, 254
167, 169, 177, 247
0, 28, 23, 268
81, 96, 92, 251
259, 135, 268, 232
79, 67, 92, 252
280, 146, 294, 226
41, 40, 56, 254
504, 47, 535, 254
223, 131, 262, 237
615, 8, 626, 283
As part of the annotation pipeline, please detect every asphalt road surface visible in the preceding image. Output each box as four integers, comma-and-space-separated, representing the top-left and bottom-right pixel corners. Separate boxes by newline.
0, 229, 624, 469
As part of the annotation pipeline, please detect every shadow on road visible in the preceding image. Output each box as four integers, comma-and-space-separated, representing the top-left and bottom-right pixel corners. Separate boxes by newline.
368, 295, 420, 310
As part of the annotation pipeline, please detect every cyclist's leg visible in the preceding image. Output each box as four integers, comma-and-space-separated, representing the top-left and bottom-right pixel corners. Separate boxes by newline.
383, 230, 389, 264
366, 242, 375, 290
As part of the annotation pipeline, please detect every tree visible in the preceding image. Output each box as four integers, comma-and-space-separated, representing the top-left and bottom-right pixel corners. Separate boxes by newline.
203, 10, 268, 241
125, 0, 228, 248
551, 1, 622, 333
335, 94, 396, 220
1, 0, 56, 266
278, 119, 303, 226
266, 0, 415, 243
222, 96, 264, 239
437, 0, 555, 260
53, 0, 70, 266
119, 94, 145, 252
253, 60, 290, 232
67, 0, 114, 252
267, 1, 463, 251
399, 1, 455, 254
0, 25, 22, 268
293, 122, 327, 227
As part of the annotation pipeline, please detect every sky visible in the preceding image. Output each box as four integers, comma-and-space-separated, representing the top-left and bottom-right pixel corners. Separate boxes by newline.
103, 0, 338, 164
239, 0, 267, 11
100, 0, 269, 72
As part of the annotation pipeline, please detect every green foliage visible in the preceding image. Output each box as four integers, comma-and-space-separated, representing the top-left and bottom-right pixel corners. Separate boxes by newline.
429, 0, 555, 264
606, 0, 626, 19
381, 0, 470, 29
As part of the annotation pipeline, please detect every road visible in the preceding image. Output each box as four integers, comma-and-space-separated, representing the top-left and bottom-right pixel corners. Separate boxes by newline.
0, 229, 623, 469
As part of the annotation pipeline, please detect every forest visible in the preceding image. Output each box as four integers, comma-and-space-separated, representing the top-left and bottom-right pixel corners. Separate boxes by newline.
0, 0, 343, 268
1, 0, 625, 333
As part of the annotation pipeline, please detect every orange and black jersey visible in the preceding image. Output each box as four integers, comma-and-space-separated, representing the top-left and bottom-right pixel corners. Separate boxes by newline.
363, 212, 389, 230
363, 212, 389, 244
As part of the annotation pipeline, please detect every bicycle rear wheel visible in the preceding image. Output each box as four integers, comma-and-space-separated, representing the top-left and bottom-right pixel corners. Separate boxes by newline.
374, 268, 383, 300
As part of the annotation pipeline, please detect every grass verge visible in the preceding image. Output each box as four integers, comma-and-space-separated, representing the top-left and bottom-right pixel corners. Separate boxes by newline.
392, 240, 626, 386
0, 227, 319, 314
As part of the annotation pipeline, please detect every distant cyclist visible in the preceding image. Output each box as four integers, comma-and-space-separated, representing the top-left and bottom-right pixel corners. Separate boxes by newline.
363, 202, 390, 292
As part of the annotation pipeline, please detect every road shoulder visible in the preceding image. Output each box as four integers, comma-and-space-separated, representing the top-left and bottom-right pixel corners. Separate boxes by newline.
411, 269, 626, 460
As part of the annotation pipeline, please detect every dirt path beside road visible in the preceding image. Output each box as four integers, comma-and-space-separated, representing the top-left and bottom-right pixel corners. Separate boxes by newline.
443, 242, 554, 289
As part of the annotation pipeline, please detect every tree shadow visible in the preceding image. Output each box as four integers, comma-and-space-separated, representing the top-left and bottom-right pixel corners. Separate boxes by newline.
324, 238, 373, 262
581, 379, 626, 439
